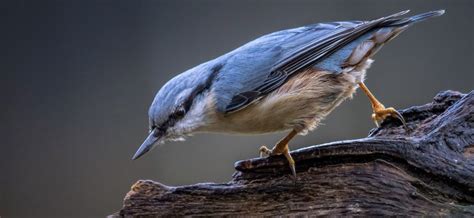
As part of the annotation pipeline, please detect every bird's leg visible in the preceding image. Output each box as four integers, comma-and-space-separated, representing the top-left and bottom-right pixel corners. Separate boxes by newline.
259, 129, 298, 178
358, 82, 407, 128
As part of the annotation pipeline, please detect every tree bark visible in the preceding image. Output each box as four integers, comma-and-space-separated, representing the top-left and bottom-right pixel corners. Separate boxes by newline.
112, 90, 474, 217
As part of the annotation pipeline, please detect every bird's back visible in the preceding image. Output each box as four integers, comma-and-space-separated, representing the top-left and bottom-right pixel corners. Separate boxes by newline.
212, 10, 444, 113
211, 21, 363, 112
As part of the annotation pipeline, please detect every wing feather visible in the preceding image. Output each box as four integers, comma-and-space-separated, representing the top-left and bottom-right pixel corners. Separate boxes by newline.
224, 10, 410, 113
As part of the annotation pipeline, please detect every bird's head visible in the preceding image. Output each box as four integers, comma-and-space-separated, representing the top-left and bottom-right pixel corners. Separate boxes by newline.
132, 63, 220, 160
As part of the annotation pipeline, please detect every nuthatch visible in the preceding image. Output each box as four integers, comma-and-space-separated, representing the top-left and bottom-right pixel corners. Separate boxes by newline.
132, 10, 445, 178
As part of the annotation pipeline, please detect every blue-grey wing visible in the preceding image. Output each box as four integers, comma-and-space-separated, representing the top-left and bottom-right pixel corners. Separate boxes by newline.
216, 10, 411, 113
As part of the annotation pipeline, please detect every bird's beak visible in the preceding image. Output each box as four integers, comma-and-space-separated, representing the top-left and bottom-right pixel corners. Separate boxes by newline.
132, 129, 162, 160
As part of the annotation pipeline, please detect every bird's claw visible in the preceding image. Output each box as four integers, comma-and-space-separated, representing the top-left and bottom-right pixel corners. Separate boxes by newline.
372, 106, 407, 129
259, 145, 272, 157
259, 145, 297, 180
283, 151, 297, 179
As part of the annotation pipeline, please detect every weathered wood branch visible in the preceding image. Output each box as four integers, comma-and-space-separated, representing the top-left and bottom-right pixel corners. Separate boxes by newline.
112, 90, 474, 217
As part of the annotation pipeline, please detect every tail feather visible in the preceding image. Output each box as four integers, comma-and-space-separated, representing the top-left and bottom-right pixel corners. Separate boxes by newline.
385, 10, 445, 26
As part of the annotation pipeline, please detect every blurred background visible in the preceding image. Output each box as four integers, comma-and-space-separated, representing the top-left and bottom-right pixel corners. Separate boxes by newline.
1, 0, 472, 217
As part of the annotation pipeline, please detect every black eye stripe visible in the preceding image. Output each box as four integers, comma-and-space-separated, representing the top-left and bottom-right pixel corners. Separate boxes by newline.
156, 108, 184, 134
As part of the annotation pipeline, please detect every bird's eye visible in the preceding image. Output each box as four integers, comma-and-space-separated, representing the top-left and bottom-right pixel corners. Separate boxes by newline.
174, 107, 186, 118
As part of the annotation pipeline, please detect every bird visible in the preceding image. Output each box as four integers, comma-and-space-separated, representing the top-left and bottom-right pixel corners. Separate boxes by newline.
132, 10, 445, 178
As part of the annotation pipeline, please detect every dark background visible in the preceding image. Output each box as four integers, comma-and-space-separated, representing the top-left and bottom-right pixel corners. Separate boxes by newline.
1, 0, 472, 217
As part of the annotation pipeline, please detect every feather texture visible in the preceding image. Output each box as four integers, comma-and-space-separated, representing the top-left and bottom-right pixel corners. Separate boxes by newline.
213, 10, 444, 113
